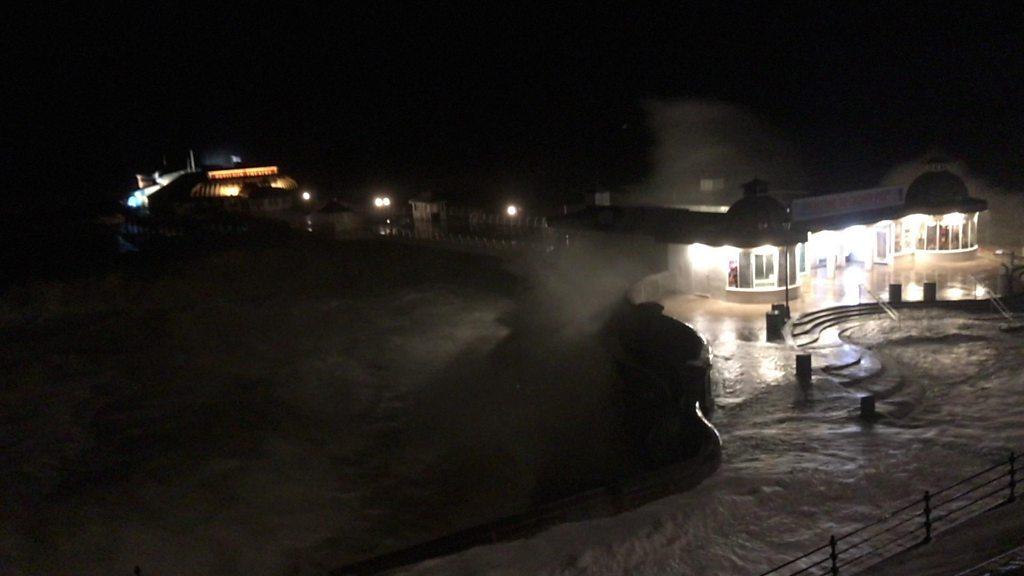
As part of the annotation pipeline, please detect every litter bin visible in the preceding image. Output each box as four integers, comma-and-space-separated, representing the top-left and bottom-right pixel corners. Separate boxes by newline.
765, 310, 785, 342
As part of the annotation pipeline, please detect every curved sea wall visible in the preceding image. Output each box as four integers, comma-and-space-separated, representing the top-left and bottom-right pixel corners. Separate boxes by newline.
614, 271, 718, 460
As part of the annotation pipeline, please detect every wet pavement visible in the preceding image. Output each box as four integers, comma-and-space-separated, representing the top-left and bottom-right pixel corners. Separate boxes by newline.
658, 254, 1003, 348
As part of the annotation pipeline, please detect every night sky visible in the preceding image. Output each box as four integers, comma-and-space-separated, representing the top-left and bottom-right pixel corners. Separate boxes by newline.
6, 3, 1023, 213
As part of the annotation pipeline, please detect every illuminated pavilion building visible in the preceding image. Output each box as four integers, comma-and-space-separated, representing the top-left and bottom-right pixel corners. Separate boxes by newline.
126, 162, 303, 213
555, 167, 988, 304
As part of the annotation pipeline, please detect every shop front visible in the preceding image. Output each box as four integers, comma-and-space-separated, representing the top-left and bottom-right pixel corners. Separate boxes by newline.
666, 180, 806, 304
554, 169, 988, 307
795, 169, 987, 276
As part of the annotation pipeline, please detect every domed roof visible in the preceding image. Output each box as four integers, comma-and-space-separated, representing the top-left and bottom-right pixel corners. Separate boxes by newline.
727, 182, 788, 231
905, 170, 969, 209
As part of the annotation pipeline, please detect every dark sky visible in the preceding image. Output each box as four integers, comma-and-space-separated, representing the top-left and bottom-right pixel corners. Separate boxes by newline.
5, 3, 1023, 213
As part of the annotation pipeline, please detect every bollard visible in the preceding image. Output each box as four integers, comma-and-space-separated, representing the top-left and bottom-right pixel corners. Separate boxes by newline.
923, 282, 937, 302
888, 283, 902, 306
796, 353, 812, 386
860, 394, 876, 419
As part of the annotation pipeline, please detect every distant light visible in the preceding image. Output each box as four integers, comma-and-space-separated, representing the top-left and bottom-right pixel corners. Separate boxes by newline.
301, 191, 312, 201
506, 204, 518, 217
382, 197, 391, 207
374, 197, 384, 207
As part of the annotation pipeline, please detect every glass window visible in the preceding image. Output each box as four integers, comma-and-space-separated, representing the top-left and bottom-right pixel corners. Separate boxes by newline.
926, 223, 937, 250
902, 221, 915, 253
939, 224, 949, 250
738, 252, 752, 287
728, 260, 738, 288
753, 252, 776, 287
950, 225, 961, 249
797, 243, 806, 274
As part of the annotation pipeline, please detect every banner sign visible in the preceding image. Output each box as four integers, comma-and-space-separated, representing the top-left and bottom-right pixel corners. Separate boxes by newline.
791, 187, 904, 221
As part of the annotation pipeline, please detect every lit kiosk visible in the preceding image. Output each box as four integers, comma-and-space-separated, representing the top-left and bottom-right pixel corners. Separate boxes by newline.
794, 168, 987, 273
898, 169, 985, 263
667, 179, 805, 304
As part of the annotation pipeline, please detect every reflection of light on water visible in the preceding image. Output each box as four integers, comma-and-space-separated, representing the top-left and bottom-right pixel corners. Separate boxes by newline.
840, 266, 866, 304
757, 354, 785, 381
905, 281, 923, 300
718, 319, 737, 344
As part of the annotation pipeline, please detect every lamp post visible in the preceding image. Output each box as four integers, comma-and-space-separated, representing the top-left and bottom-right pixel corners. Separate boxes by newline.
784, 221, 792, 317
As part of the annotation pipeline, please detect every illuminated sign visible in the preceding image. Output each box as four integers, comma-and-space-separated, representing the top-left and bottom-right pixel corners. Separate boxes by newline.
207, 166, 279, 180
791, 187, 904, 221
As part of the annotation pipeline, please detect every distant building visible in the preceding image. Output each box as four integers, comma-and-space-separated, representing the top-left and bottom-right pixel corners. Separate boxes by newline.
126, 165, 305, 213
410, 195, 446, 224
311, 199, 361, 233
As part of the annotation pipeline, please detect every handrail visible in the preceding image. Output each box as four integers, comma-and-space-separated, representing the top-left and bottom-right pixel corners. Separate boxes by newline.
756, 451, 1018, 576
970, 275, 1015, 322
860, 284, 900, 324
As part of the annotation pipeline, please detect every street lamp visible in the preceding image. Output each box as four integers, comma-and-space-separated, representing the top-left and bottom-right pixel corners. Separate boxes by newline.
374, 196, 391, 208
301, 191, 312, 202
783, 221, 792, 318
506, 204, 518, 217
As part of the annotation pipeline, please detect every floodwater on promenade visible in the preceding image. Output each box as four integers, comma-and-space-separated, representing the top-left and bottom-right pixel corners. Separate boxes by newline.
401, 309, 1024, 575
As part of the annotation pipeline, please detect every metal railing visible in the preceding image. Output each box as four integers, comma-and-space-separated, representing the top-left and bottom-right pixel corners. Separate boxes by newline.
971, 275, 1015, 323
757, 451, 1019, 576
859, 284, 900, 326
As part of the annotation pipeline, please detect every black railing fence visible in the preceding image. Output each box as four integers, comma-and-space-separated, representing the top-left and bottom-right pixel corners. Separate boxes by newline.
758, 452, 1018, 576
